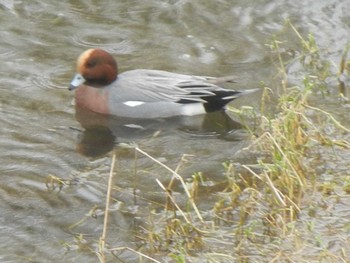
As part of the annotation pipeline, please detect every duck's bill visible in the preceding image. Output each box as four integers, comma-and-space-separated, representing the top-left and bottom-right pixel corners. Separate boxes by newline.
69, 73, 85, 90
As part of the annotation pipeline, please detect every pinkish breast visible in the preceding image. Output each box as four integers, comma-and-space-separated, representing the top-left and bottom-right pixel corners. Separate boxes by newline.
75, 85, 110, 114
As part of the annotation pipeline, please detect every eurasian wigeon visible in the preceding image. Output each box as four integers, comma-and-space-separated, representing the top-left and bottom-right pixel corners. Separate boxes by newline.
69, 48, 258, 118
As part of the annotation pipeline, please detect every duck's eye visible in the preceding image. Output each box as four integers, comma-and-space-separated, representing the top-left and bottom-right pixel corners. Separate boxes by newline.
86, 60, 97, 68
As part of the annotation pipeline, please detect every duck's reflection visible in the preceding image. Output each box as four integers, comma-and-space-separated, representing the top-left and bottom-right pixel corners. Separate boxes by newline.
74, 106, 246, 157
76, 126, 116, 157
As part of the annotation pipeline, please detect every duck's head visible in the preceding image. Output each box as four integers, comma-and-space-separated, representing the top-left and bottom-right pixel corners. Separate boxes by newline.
69, 48, 118, 90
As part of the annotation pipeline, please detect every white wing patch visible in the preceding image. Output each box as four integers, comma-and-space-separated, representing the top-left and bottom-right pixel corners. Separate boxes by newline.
123, 101, 145, 107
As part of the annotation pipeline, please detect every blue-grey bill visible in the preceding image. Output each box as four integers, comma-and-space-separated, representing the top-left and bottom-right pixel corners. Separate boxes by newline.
69, 73, 85, 90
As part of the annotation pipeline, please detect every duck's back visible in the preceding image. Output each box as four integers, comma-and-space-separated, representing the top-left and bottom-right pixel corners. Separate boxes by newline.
107, 69, 254, 118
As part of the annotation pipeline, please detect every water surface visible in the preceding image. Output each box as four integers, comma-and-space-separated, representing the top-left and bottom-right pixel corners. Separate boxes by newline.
0, 0, 349, 262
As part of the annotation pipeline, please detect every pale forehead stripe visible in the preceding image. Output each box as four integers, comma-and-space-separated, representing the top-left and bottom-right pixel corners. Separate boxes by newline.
77, 49, 94, 71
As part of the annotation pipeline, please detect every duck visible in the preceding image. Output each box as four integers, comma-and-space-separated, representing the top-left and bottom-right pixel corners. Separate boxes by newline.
69, 48, 258, 119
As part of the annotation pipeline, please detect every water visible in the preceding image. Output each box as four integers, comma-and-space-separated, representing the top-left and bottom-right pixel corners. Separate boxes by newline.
0, 0, 349, 262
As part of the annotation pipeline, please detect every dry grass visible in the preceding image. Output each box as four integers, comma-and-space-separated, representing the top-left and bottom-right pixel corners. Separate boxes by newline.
95, 86, 349, 262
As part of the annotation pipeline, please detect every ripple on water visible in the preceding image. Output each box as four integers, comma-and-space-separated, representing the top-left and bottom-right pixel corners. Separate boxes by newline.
0, 46, 17, 59
70, 33, 136, 55
30, 65, 70, 90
